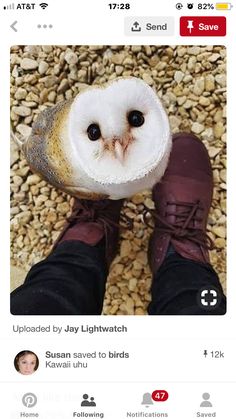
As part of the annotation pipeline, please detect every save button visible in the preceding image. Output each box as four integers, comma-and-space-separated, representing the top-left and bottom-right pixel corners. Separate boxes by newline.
180, 16, 226, 36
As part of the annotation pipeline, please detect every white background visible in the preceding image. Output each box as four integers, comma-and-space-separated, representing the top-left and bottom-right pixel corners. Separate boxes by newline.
0, 0, 235, 416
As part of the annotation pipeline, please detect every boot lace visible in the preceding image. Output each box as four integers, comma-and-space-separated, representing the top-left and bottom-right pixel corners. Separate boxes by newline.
143, 200, 213, 250
67, 199, 133, 238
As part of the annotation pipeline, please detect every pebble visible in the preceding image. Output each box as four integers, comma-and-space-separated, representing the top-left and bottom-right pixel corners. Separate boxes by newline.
12, 105, 31, 117
21, 183, 29, 191
202, 128, 214, 142
187, 56, 197, 71
111, 53, 125, 65
177, 96, 186, 106
115, 65, 124, 76
209, 147, 221, 158
215, 238, 225, 249
120, 240, 132, 258
144, 198, 155, 210
78, 69, 87, 82
16, 124, 32, 137
48, 91, 56, 102
136, 251, 148, 265
42, 45, 52, 53
30, 185, 39, 195
11, 207, 20, 216
45, 200, 56, 208
15, 87, 27, 100
142, 73, 153, 85
131, 46, 142, 52
133, 260, 143, 270
187, 46, 201, 55
177, 47, 186, 57
123, 57, 134, 66
209, 53, 220, 62
129, 278, 137, 291
183, 75, 192, 84
54, 220, 66, 230
13, 175, 23, 186
38, 61, 49, 75
183, 99, 194, 109
57, 202, 70, 215
169, 115, 181, 130
135, 308, 145, 315
212, 226, 225, 238
132, 194, 144, 205
215, 74, 226, 87
35, 195, 48, 206
10, 138, 19, 166
120, 297, 134, 315
214, 110, 223, 123
191, 122, 204, 134
42, 75, 58, 88
214, 122, 224, 139
65, 51, 78, 65
21, 58, 38, 70
109, 305, 119, 315
193, 78, 205, 96
26, 174, 41, 185
174, 71, 184, 84
199, 97, 210, 107
57, 79, 69, 94
46, 211, 57, 223
111, 263, 124, 276
16, 211, 32, 224
220, 169, 226, 182
205, 75, 215, 92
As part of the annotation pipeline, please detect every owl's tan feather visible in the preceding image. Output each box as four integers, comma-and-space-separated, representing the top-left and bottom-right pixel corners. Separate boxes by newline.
24, 100, 73, 189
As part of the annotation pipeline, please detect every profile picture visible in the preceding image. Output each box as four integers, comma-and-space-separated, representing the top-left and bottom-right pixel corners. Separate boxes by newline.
14, 350, 39, 375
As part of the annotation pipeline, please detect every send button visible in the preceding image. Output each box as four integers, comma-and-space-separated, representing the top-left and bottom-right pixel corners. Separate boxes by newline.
125, 17, 174, 36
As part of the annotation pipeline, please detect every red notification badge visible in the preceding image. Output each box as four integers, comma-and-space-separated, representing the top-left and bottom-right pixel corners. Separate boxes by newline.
152, 390, 169, 402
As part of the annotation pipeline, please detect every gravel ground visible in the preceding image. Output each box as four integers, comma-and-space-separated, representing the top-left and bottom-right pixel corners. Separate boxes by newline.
10, 45, 226, 314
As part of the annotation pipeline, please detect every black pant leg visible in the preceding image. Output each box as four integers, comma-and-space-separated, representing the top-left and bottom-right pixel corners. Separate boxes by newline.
148, 254, 226, 315
11, 241, 108, 315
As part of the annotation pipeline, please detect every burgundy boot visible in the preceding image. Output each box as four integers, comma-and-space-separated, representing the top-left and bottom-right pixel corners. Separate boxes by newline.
148, 132, 214, 274
54, 198, 126, 267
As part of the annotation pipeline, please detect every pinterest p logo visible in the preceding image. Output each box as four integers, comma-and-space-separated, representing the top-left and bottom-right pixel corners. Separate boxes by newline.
22, 393, 37, 408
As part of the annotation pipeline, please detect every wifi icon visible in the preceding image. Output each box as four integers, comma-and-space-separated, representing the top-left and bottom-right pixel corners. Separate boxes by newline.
39, 2, 48, 9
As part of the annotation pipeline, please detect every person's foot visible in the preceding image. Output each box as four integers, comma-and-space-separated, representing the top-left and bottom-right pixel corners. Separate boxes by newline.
55, 198, 125, 267
147, 132, 214, 274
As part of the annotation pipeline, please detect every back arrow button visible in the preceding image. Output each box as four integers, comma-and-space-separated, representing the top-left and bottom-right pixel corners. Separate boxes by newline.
10, 21, 18, 32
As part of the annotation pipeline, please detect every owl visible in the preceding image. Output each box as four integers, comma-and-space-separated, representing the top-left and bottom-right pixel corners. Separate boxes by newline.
21, 77, 171, 200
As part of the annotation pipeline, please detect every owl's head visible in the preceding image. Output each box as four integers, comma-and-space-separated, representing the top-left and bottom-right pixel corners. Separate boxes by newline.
68, 78, 170, 184
24, 77, 171, 199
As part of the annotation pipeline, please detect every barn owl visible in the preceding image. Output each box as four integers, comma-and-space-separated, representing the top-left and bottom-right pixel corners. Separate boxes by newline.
21, 77, 171, 200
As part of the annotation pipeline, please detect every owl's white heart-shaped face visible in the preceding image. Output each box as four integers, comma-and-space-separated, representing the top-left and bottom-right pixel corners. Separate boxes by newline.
65, 77, 171, 186
24, 77, 171, 199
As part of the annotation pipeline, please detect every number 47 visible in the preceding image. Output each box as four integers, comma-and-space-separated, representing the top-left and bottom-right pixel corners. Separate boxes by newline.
152, 390, 169, 402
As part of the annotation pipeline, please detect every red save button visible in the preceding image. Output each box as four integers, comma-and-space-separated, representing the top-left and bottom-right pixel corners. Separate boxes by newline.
180, 16, 226, 36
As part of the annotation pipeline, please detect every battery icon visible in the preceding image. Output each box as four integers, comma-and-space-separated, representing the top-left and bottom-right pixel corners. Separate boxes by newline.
215, 2, 233, 9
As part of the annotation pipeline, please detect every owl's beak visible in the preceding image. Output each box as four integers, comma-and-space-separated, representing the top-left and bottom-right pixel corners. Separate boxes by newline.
113, 135, 133, 163
114, 140, 125, 163
100, 135, 133, 163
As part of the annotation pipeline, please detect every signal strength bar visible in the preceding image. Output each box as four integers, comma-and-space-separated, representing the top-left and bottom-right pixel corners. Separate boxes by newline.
3, 3, 15, 9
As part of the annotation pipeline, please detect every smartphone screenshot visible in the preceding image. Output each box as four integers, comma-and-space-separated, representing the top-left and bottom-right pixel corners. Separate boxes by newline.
1, 0, 235, 417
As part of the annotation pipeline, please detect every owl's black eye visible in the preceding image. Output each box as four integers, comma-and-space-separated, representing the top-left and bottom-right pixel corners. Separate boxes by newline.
87, 123, 101, 141
128, 110, 145, 127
